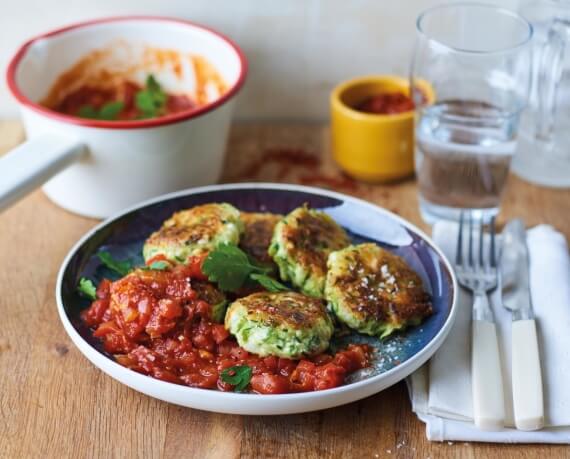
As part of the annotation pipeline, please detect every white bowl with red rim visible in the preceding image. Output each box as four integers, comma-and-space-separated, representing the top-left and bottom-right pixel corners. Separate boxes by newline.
3, 16, 247, 218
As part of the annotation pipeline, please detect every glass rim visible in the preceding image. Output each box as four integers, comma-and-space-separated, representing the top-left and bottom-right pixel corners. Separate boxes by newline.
416, 2, 533, 55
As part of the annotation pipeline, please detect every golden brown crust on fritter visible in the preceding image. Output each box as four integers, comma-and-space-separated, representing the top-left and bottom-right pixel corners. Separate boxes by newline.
285, 210, 348, 278
146, 205, 226, 251
239, 292, 328, 330
239, 212, 282, 264
328, 244, 432, 329
142, 203, 242, 263
340, 259, 430, 321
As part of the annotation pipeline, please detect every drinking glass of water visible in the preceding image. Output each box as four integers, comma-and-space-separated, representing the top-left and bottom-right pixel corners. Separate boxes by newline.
410, 3, 533, 223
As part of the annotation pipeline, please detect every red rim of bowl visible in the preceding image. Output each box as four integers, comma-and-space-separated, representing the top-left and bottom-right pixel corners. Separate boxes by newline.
6, 16, 248, 130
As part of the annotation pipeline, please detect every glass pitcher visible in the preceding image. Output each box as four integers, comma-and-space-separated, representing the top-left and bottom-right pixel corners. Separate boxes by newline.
515, 1, 570, 187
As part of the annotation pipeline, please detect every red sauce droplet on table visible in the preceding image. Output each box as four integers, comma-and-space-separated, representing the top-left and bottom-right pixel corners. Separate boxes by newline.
236, 147, 359, 192
239, 148, 321, 179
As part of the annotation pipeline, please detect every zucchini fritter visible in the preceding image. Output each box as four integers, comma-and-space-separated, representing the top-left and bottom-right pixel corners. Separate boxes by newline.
325, 243, 432, 338
225, 291, 334, 359
143, 203, 243, 264
268, 206, 350, 297
239, 212, 282, 266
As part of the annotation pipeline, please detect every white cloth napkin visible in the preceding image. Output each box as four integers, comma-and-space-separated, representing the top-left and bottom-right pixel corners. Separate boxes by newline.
407, 223, 570, 443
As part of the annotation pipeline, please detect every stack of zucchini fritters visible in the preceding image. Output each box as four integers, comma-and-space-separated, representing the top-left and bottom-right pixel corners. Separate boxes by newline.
142, 203, 432, 359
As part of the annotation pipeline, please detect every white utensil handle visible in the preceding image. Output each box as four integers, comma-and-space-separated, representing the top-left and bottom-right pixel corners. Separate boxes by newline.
472, 319, 505, 430
0, 133, 85, 212
512, 319, 544, 431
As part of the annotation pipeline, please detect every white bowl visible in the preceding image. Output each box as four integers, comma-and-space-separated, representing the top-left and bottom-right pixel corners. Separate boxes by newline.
3, 17, 247, 218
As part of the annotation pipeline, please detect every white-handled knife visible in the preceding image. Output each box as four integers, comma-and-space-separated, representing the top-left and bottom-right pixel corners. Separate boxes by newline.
501, 219, 545, 431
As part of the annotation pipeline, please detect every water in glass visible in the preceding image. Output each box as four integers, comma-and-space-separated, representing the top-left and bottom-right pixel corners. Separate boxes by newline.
416, 99, 518, 222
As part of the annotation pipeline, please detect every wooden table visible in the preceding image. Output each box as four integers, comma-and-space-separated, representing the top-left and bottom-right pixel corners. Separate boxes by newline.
1, 120, 568, 458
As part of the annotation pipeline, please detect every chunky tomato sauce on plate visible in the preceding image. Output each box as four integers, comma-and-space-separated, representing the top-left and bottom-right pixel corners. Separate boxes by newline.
81, 262, 371, 394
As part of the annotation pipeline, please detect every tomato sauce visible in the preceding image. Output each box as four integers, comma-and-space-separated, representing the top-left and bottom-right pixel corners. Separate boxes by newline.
356, 92, 415, 115
81, 264, 371, 394
54, 80, 195, 120
42, 44, 228, 121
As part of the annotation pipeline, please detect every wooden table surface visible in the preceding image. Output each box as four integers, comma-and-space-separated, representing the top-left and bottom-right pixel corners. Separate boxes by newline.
1, 120, 569, 459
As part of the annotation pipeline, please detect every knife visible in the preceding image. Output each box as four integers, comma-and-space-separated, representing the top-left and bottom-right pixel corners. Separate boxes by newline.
501, 219, 544, 431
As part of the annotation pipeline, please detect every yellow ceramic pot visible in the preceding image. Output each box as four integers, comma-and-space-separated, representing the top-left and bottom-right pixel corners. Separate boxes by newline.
330, 75, 434, 183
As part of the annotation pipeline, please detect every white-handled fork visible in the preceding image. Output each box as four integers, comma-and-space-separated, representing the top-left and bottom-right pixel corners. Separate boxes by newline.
455, 213, 505, 430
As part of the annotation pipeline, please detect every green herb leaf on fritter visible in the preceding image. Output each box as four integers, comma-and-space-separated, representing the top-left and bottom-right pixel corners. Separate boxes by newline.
202, 243, 271, 292
97, 251, 132, 277
220, 365, 252, 392
78, 277, 97, 300
135, 74, 167, 118
250, 273, 289, 292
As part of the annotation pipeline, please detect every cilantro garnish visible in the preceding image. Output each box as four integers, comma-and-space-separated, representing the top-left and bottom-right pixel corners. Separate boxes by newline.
78, 277, 97, 300
97, 251, 132, 277
135, 75, 167, 118
78, 105, 98, 119
220, 365, 252, 392
78, 101, 125, 120
202, 243, 269, 291
250, 273, 289, 292
98, 101, 125, 120
76, 74, 166, 121
202, 243, 284, 292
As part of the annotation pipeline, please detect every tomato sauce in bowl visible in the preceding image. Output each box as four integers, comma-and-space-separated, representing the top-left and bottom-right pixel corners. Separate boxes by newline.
355, 92, 416, 115
81, 263, 371, 394
41, 43, 228, 122
54, 79, 194, 121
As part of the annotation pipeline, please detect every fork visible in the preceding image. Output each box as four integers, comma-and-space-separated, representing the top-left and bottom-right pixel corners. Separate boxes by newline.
455, 212, 505, 430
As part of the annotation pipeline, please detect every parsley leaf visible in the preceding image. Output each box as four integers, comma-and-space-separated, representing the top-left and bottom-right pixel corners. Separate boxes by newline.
250, 273, 289, 292
220, 365, 252, 392
135, 92, 157, 117
78, 101, 124, 120
78, 277, 97, 300
135, 74, 167, 118
98, 101, 125, 120
202, 243, 270, 292
78, 105, 98, 119
202, 244, 288, 292
97, 251, 132, 277
147, 74, 162, 93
